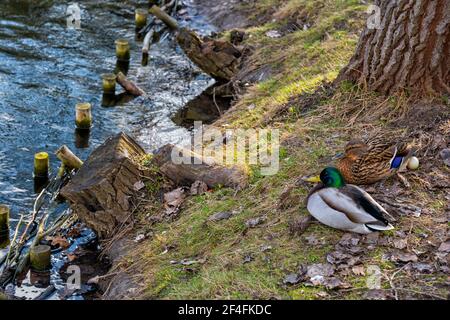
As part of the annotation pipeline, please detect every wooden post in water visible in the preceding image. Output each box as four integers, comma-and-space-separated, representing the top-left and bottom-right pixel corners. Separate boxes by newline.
115, 39, 130, 75
34, 152, 49, 178
102, 73, 116, 95
142, 29, 154, 66
0, 205, 10, 249
75, 103, 92, 130
115, 39, 130, 61
30, 245, 51, 271
56, 145, 83, 170
135, 9, 148, 35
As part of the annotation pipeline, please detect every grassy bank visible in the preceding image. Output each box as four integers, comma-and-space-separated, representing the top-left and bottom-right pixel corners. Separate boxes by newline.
115, 0, 449, 300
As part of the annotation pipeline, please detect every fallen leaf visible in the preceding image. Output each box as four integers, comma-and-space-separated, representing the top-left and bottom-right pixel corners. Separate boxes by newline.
307, 263, 335, 278
310, 275, 325, 286
266, 30, 282, 38
323, 277, 351, 290
208, 211, 232, 222
179, 258, 206, 266
46, 236, 70, 249
410, 263, 434, 273
245, 216, 266, 228
338, 233, 360, 247
289, 215, 313, 235
190, 180, 208, 195
347, 246, 365, 255
363, 233, 379, 245
66, 253, 77, 262
393, 238, 408, 250
243, 254, 253, 264
365, 289, 392, 300
390, 251, 418, 263
134, 234, 146, 243
305, 235, 325, 245
326, 251, 352, 265
66, 225, 82, 238
439, 148, 450, 167
164, 188, 186, 206
315, 291, 329, 298
87, 275, 100, 285
164, 188, 187, 216
283, 273, 302, 285
352, 265, 366, 276
438, 241, 450, 253
133, 180, 145, 191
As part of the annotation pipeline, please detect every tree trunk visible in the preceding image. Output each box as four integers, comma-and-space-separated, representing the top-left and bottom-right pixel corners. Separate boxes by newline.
338, 0, 449, 96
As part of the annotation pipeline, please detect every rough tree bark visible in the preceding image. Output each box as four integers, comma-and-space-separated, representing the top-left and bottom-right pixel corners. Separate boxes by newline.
338, 0, 449, 96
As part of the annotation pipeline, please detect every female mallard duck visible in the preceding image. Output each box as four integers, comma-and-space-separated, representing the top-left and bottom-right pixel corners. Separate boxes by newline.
306, 167, 394, 234
336, 138, 414, 185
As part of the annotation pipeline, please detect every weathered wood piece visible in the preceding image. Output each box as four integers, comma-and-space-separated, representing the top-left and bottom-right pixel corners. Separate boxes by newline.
149, 5, 242, 82
116, 72, 146, 96
142, 29, 154, 66
56, 145, 83, 170
176, 28, 242, 82
0, 205, 9, 249
153, 144, 248, 190
149, 5, 178, 31
60, 133, 146, 238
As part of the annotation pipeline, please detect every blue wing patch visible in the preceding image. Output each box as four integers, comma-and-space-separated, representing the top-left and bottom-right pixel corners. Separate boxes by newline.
391, 156, 403, 169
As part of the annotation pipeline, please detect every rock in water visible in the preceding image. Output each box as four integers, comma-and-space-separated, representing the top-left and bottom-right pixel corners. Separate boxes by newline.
61, 133, 146, 238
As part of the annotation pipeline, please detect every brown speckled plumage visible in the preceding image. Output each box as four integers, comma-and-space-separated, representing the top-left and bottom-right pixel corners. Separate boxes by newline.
336, 138, 414, 185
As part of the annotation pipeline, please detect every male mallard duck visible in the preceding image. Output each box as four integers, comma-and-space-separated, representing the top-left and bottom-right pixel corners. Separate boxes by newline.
335, 138, 415, 185
306, 167, 394, 234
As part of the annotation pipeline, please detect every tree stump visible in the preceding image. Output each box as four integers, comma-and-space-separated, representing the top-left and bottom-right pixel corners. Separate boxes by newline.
60, 133, 146, 238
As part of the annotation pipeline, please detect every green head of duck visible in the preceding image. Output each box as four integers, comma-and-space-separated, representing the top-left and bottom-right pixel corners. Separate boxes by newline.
320, 167, 345, 188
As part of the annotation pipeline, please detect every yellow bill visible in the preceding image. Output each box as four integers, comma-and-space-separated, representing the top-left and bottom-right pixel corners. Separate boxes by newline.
303, 175, 321, 183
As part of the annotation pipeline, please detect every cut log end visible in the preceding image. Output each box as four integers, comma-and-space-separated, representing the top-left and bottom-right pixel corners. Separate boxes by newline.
55, 145, 83, 170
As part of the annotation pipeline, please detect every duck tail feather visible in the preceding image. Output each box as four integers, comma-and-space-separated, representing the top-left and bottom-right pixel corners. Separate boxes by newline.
366, 223, 394, 231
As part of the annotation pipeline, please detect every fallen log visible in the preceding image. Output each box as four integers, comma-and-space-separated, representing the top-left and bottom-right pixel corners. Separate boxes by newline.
116, 72, 145, 96
149, 5, 178, 31
153, 144, 248, 190
60, 133, 146, 238
149, 5, 242, 82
